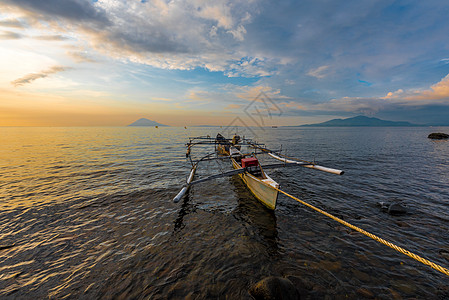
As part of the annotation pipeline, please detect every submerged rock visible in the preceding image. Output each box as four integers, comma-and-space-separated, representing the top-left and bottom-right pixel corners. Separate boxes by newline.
428, 132, 449, 139
388, 202, 407, 216
249, 276, 300, 300
286, 275, 311, 298
377, 202, 390, 212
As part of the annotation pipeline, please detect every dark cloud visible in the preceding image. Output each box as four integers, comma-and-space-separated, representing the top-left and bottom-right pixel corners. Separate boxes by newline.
2, 0, 109, 25
11, 66, 71, 87
106, 29, 191, 54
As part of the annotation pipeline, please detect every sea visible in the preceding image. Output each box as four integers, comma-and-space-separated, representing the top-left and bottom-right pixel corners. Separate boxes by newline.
0, 126, 448, 299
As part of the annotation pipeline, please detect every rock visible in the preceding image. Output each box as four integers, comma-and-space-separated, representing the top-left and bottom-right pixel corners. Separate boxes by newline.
377, 202, 389, 212
388, 202, 407, 216
249, 276, 300, 300
286, 275, 311, 298
394, 221, 410, 228
428, 132, 449, 139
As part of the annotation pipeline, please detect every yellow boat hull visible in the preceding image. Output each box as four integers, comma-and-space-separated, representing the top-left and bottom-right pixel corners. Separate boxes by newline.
231, 157, 279, 210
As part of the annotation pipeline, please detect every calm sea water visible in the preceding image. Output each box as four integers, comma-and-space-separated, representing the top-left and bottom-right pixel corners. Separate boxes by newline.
1, 126, 448, 299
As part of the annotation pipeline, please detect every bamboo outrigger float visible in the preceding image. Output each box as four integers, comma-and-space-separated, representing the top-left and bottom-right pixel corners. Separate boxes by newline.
173, 133, 344, 209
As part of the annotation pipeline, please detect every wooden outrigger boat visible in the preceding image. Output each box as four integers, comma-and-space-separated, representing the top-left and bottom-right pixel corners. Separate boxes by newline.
173, 133, 344, 209
216, 133, 279, 209
171, 134, 449, 279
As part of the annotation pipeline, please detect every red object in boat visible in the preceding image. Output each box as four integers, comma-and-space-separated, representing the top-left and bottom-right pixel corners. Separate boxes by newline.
241, 157, 259, 168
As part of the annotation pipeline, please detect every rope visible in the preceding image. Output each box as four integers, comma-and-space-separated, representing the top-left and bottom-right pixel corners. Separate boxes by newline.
273, 186, 449, 277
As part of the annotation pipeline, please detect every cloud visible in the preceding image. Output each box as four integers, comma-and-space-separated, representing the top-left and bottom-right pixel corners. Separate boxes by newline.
3, 0, 449, 124
298, 73, 449, 115
66, 51, 96, 63
405, 74, 449, 101
197, 2, 233, 29
227, 24, 247, 41
226, 57, 274, 77
307, 65, 330, 79
152, 97, 172, 102
225, 103, 242, 109
2, 0, 109, 24
11, 66, 71, 87
186, 90, 214, 103
234, 85, 285, 101
281, 101, 305, 110
0, 30, 22, 39
1, 0, 265, 76
33, 34, 68, 41
0, 19, 25, 28
380, 74, 449, 103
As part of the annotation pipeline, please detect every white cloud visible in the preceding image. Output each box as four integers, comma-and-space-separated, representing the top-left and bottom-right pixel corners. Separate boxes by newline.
307, 65, 330, 79
405, 74, 449, 101
0, 0, 257, 77
227, 24, 246, 41
299, 73, 449, 114
196, 2, 233, 29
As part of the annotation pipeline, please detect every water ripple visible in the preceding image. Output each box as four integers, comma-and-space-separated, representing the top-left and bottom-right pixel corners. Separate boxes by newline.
0, 126, 448, 298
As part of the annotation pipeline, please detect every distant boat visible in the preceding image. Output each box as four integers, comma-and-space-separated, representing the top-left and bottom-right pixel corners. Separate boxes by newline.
272, 126, 278, 128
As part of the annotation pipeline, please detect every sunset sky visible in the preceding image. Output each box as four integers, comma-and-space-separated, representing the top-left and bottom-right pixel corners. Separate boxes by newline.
1, 0, 449, 126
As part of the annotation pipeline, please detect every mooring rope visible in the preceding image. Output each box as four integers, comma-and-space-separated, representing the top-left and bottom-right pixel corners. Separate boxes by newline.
273, 186, 449, 277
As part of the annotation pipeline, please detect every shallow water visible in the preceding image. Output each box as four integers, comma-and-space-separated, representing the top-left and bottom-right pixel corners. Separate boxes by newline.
1, 126, 448, 299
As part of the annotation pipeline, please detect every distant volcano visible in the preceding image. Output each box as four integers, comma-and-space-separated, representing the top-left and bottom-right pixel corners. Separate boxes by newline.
128, 118, 168, 127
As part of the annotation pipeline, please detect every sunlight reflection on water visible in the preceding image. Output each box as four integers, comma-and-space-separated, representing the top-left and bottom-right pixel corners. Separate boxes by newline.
0, 126, 448, 298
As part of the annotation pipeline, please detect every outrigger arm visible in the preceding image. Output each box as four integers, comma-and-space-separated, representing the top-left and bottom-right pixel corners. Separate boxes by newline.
174, 137, 343, 203
267, 153, 344, 175
249, 143, 344, 175
173, 167, 247, 202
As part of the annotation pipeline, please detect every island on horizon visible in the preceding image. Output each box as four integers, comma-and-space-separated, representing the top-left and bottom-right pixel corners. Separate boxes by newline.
296, 116, 422, 127
128, 118, 169, 127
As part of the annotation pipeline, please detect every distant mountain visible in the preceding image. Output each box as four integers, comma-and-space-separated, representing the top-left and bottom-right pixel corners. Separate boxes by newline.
299, 116, 419, 127
128, 118, 168, 127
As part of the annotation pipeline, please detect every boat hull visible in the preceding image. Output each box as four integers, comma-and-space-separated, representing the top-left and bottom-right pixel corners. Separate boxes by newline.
231, 157, 279, 210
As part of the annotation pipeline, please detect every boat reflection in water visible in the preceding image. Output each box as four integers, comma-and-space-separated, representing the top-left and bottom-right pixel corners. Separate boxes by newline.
230, 176, 280, 258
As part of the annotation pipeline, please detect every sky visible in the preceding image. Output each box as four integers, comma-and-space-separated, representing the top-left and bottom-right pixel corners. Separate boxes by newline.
1, 0, 449, 126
